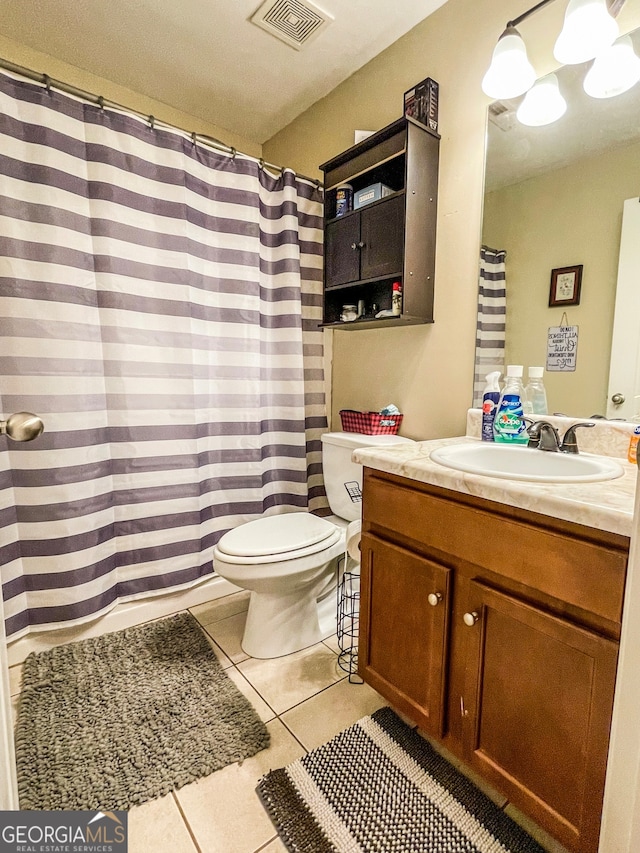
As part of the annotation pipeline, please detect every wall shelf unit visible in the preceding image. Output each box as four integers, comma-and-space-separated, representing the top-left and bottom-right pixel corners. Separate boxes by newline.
320, 116, 440, 330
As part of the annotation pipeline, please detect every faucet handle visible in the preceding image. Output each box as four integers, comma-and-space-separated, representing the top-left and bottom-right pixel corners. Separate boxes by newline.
527, 421, 543, 449
527, 421, 560, 451
560, 422, 595, 454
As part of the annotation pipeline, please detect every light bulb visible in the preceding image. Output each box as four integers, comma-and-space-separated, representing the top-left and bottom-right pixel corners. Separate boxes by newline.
584, 35, 640, 98
516, 74, 567, 126
554, 0, 618, 65
482, 26, 537, 99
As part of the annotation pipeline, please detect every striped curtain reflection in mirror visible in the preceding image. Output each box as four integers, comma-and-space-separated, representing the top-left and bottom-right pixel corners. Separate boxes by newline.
473, 246, 507, 407
0, 72, 327, 640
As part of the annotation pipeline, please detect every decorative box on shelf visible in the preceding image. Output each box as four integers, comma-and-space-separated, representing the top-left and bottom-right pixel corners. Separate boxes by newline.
354, 182, 393, 209
404, 77, 439, 133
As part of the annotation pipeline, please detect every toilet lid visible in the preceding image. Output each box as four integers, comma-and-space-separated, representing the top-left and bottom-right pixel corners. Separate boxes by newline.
217, 513, 338, 558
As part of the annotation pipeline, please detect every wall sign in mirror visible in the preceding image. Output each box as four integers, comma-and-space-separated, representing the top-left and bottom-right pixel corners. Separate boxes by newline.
546, 324, 579, 372
549, 265, 582, 307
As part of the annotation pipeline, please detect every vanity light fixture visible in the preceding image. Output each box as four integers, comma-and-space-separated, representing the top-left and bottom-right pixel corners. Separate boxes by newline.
516, 73, 568, 124
481, 25, 537, 99
553, 0, 619, 64
483, 0, 633, 123
583, 34, 640, 97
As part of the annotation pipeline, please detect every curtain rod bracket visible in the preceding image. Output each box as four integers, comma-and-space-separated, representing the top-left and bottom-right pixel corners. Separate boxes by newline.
42, 74, 52, 94
148, 115, 155, 130
97, 96, 105, 111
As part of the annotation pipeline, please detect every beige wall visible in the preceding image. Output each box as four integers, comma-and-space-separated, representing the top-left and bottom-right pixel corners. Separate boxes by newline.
263, 0, 640, 440
0, 34, 261, 159
3, 3, 640, 440
483, 138, 640, 418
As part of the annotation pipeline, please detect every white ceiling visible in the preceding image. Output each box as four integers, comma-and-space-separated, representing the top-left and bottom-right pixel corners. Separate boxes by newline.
0, 0, 449, 145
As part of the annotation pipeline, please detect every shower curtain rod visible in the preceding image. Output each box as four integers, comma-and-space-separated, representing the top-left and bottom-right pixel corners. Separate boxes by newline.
0, 55, 322, 188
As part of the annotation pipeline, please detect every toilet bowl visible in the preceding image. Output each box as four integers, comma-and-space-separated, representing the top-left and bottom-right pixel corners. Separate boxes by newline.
213, 513, 345, 658
213, 431, 414, 659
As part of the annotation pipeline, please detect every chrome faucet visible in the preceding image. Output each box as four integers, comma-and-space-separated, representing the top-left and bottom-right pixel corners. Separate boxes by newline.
527, 421, 595, 453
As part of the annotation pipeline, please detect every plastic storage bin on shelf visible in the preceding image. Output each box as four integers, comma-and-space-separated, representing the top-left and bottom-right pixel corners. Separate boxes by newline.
340, 409, 403, 435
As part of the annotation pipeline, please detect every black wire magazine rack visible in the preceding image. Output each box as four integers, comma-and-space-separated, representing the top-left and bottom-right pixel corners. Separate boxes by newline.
336, 555, 363, 683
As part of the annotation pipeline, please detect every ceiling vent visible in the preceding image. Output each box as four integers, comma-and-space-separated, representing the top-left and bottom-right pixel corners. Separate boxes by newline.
488, 100, 517, 132
250, 0, 334, 50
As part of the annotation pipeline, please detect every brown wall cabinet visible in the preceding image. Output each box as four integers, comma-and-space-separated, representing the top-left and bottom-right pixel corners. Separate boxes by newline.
319, 117, 439, 329
359, 467, 628, 853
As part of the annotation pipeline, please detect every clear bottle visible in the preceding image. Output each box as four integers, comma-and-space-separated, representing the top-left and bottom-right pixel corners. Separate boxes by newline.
493, 365, 529, 444
524, 366, 548, 415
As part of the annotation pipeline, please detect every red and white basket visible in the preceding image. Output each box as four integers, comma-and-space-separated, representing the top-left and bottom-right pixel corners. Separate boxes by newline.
339, 409, 403, 435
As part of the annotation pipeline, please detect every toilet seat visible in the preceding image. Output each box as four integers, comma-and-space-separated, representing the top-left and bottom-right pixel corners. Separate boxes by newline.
215, 513, 341, 565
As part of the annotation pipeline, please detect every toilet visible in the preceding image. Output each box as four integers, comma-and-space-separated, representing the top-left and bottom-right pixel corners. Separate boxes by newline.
213, 431, 414, 658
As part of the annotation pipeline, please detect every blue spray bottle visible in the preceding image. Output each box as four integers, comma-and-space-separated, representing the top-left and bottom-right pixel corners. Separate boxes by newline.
481, 371, 502, 442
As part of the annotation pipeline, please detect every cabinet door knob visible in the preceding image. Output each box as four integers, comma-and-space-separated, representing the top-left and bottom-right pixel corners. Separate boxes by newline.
463, 611, 479, 626
357, 241, 365, 249
351, 242, 358, 250
427, 592, 442, 607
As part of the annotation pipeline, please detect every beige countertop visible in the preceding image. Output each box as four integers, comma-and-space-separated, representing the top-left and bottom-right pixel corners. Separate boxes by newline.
353, 435, 637, 538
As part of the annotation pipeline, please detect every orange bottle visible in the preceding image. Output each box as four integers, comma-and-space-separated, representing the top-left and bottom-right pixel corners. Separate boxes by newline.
628, 425, 640, 464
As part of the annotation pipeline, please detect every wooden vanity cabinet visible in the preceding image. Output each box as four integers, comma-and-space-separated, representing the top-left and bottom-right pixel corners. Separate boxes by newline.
359, 467, 629, 853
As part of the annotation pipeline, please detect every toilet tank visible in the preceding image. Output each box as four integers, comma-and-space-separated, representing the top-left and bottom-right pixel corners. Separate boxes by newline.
321, 431, 414, 522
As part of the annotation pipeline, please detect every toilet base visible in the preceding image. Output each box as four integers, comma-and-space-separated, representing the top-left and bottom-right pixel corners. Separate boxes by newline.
241, 575, 338, 659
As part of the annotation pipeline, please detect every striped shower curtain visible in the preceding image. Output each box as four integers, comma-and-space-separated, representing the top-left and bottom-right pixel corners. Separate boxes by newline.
0, 72, 327, 640
473, 246, 507, 406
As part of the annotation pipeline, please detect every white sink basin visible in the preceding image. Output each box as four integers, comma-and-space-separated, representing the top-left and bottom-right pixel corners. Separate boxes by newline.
430, 442, 625, 483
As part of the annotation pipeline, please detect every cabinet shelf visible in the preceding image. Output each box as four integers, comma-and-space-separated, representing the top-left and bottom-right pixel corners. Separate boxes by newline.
324, 271, 404, 292
320, 116, 439, 329
324, 188, 405, 227
321, 314, 425, 330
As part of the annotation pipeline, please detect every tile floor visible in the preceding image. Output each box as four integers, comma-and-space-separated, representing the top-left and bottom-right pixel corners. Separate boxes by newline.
9, 590, 569, 853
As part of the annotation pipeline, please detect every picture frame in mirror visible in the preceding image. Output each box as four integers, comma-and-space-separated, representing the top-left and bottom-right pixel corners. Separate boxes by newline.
549, 264, 583, 307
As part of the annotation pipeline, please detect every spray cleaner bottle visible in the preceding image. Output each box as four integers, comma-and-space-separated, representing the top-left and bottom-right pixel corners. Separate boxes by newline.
481, 371, 502, 442
493, 365, 529, 445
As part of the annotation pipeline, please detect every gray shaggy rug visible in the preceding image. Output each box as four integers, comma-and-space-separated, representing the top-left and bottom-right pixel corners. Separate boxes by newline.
15, 611, 270, 810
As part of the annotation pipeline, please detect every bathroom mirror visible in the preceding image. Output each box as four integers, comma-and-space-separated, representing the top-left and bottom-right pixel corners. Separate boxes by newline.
480, 25, 640, 419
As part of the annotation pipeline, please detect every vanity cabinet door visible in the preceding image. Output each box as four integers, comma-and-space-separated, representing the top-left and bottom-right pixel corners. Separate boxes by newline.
358, 532, 450, 738
461, 580, 618, 853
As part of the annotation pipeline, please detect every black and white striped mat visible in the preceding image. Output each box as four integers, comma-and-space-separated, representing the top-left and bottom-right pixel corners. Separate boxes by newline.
257, 706, 546, 853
